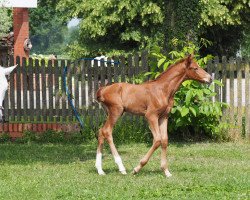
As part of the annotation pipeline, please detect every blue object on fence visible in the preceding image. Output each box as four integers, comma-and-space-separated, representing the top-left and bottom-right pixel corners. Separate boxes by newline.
63, 57, 120, 131
63, 65, 85, 130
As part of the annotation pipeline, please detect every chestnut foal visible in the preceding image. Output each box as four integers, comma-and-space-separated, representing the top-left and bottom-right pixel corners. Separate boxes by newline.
95, 54, 212, 177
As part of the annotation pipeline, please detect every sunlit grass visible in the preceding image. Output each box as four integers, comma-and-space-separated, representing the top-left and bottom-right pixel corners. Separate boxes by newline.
0, 142, 249, 199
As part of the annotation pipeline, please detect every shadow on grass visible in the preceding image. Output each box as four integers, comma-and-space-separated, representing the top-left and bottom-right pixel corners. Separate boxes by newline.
0, 141, 212, 166
0, 142, 131, 166
0, 143, 97, 165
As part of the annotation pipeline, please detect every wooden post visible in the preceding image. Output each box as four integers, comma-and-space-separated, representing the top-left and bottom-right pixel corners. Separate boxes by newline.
236, 57, 242, 135
13, 8, 30, 61
245, 60, 250, 140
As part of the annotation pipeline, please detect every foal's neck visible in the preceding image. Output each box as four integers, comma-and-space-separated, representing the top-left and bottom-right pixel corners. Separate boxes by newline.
155, 63, 186, 96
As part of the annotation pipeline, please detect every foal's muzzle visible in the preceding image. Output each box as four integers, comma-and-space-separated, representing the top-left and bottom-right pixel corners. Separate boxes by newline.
204, 74, 213, 85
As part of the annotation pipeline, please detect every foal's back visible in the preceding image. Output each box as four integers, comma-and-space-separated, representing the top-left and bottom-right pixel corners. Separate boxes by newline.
97, 82, 156, 115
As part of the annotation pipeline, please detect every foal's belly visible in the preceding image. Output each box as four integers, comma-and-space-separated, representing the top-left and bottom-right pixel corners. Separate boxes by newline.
124, 104, 147, 116
120, 83, 148, 115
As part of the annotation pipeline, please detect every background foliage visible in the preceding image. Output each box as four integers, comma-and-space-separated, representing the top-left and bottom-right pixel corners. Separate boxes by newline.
29, 0, 68, 55
56, 0, 250, 58
0, 8, 12, 38
1, 0, 249, 57
147, 39, 229, 140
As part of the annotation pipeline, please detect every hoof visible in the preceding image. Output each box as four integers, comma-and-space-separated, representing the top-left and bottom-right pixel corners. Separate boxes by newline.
120, 170, 127, 175
132, 168, 138, 175
165, 170, 172, 177
97, 170, 106, 175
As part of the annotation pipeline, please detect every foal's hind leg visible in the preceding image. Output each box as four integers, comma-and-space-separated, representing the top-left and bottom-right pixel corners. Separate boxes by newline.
96, 128, 105, 175
96, 106, 126, 175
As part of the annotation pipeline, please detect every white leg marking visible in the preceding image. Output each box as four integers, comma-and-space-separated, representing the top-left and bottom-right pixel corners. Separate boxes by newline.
114, 156, 127, 174
165, 169, 172, 177
95, 153, 105, 175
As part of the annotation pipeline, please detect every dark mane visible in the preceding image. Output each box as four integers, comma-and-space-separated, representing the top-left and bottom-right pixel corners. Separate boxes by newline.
149, 57, 187, 82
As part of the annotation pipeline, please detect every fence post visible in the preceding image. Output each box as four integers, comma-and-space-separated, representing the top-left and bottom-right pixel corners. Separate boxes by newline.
214, 57, 221, 102
141, 50, 149, 73
221, 56, 227, 103
16, 56, 21, 121
28, 58, 34, 122
74, 60, 80, 123
54, 60, 60, 122
119, 55, 126, 82
221, 56, 228, 122
80, 60, 86, 116
236, 57, 243, 136
35, 59, 41, 122
245, 60, 250, 140
229, 57, 235, 126
41, 59, 46, 122
48, 60, 53, 122
67, 60, 73, 122
61, 60, 67, 122
127, 54, 134, 83
22, 57, 28, 122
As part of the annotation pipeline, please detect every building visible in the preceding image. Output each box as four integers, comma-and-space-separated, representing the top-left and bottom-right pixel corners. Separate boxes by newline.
0, 1, 37, 64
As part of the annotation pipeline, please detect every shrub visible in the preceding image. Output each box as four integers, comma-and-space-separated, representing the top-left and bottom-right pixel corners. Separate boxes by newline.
146, 39, 229, 140
0, 133, 11, 143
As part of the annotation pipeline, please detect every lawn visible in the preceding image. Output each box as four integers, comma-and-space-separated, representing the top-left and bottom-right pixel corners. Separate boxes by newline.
0, 142, 249, 199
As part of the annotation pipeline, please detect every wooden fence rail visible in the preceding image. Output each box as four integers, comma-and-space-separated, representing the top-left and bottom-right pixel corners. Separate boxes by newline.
1, 53, 250, 139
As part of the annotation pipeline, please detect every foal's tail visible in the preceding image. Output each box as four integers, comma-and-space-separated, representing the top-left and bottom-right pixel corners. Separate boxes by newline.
96, 87, 108, 118
96, 87, 105, 102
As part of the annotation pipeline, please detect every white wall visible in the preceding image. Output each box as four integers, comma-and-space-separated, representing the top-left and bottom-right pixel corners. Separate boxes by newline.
0, 0, 37, 8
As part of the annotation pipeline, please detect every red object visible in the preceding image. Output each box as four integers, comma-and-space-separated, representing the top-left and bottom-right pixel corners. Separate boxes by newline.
0, 123, 79, 138
13, 8, 29, 60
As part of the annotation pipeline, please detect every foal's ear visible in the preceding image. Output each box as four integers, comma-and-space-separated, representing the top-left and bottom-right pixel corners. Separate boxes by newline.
186, 54, 194, 67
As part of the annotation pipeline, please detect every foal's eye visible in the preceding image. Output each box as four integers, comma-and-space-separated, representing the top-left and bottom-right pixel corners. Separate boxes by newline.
194, 68, 198, 71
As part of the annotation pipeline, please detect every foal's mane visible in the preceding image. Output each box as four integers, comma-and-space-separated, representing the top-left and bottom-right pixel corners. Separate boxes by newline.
148, 57, 187, 82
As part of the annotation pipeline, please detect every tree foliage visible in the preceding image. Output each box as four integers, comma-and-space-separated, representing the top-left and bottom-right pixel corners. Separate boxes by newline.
147, 40, 228, 139
200, 0, 249, 27
199, 0, 250, 57
0, 8, 12, 38
29, 0, 68, 55
55, 0, 250, 57
57, 0, 165, 57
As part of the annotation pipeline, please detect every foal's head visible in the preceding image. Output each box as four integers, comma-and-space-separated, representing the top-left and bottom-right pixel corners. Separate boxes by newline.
184, 54, 212, 84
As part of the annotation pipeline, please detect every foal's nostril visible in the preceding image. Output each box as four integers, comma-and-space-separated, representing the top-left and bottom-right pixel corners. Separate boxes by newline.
209, 76, 213, 83
204, 75, 213, 85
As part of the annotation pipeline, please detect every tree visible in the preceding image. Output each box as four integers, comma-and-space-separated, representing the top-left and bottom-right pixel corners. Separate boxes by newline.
29, 0, 68, 55
199, 0, 250, 57
0, 8, 12, 38
57, 0, 250, 58
57, 0, 165, 57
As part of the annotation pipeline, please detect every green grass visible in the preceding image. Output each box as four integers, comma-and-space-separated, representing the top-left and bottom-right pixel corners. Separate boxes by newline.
0, 142, 249, 199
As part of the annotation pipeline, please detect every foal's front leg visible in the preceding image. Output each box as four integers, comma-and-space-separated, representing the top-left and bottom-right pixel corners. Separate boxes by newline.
159, 117, 172, 177
133, 114, 161, 174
